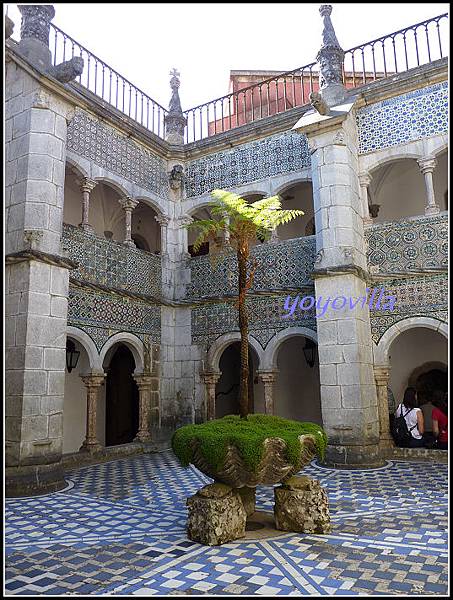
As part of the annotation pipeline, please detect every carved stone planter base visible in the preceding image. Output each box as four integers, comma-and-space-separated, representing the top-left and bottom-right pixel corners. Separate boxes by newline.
186, 483, 246, 546
236, 486, 256, 517
274, 475, 331, 534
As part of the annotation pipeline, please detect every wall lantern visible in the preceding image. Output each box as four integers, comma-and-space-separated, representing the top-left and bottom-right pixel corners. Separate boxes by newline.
303, 338, 317, 368
66, 339, 80, 373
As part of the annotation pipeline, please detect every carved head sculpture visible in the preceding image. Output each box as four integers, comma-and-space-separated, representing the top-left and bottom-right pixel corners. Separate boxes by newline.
369, 203, 381, 218
169, 164, 185, 190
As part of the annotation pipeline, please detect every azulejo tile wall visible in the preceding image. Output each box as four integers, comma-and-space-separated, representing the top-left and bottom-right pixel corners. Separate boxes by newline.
192, 293, 317, 348
67, 286, 161, 348
369, 274, 447, 343
187, 236, 316, 299
356, 81, 448, 154
366, 214, 448, 274
66, 109, 169, 198
185, 131, 311, 198
62, 224, 162, 297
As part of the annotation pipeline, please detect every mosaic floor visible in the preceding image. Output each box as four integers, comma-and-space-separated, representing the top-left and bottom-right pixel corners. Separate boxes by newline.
5, 452, 448, 596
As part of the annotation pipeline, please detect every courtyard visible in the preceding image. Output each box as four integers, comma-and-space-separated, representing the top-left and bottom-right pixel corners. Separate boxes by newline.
5, 452, 448, 596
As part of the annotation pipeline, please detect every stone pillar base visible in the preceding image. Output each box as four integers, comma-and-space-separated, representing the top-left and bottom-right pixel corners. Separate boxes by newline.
79, 441, 103, 454
274, 476, 331, 534
6, 462, 66, 498
79, 223, 95, 234
236, 486, 256, 517
323, 443, 386, 469
134, 432, 152, 443
187, 483, 247, 546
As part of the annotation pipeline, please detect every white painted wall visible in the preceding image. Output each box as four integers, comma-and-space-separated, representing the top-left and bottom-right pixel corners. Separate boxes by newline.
370, 159, 426, 222
388, 327, 448, 408
63, 338, 89, 454
274, 337, 322, 424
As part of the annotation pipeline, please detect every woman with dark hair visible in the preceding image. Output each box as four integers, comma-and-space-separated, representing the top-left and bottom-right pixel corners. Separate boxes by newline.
432, 390, 448, 450
394, 387, 425, 448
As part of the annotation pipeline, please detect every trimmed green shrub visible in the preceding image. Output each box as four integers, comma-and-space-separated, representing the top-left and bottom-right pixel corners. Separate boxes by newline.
171, 414, 327, 472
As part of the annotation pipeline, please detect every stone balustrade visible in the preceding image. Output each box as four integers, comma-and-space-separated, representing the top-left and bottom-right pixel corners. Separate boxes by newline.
61, 223, 162, 297
366, 213, 447, 275
186, 236, 316, 300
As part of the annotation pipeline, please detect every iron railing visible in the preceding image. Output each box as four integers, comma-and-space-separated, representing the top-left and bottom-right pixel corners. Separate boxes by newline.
44, 13, 447, 143
183, 13, 448, 143
49, 23, 168, 139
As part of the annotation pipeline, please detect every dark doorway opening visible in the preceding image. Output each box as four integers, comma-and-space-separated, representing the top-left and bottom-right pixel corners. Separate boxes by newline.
105, 345, 139, 446
215, 342, 256, 418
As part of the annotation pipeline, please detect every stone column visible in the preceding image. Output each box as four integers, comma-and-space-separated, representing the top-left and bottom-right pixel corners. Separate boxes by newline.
118, 197, 139, 247
293, 104, 382, 468
418, 157, 440, 216
79, 178, 97, 232
201, 372, 221, 421
5, 39, 79, 495
178, 214, 194, 259
155, 214, 170, 258
374, 366, 394, 449
258, 371, 278, 414
79, 374, 104, 453
133, 374, 153, 443
358, 173, 373, 225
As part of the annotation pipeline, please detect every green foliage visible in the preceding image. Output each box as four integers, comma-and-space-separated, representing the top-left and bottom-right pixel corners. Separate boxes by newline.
185, 189, 304, 253
171, 414, 328, 472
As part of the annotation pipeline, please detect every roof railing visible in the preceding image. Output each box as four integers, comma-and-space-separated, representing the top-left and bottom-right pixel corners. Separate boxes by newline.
45, 13, 447, 143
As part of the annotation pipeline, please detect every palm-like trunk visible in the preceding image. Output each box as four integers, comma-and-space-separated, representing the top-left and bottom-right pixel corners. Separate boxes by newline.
237, 245, 249, 418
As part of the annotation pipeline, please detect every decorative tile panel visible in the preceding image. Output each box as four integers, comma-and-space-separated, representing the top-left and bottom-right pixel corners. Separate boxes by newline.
192, 293, 317, 347
356, 81, 448, 154
370, 274, 447, 343
187, 236, 316, 299
66, 109, 169, 198
366, 214, 447, 274
185, 132, 311, 198
62, 224, 162, 297
68, 286, 161, 344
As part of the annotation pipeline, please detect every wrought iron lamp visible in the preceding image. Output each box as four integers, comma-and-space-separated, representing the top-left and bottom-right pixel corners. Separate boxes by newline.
66, 340, 80, 373
303, 338, 317, 368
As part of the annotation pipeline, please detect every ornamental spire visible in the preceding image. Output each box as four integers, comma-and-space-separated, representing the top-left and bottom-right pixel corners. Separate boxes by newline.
164, 68, 187, 145
315, 4, 346, 107
17, 5, 83, 82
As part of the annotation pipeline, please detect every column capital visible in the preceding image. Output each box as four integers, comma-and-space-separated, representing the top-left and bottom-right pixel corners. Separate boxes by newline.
177, 214, 194, 226
417, 157, 437, 174
119, 197, 139, 211
80, 373, 105, 388
155, 214, 170, 226
80, 178, 97, 194
358, 172, 372, 187
133, 374, 154, 388
373, 365, 390, 384
257, 370, 279, 383
201, 371, 221, 385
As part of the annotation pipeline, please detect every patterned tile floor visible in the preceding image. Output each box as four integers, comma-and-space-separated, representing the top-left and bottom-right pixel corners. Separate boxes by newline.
5, 452, 448, 596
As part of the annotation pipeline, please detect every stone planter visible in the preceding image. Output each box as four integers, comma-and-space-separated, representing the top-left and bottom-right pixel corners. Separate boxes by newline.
189, 433, 318, 488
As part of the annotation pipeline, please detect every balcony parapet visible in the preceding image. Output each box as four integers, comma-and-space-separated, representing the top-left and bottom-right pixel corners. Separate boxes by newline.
61, 223, 162, 298
366, 213, 447, 276
186, 236, 316, 300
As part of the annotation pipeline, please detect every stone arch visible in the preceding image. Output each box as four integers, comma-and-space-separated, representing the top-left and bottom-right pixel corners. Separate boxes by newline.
207, 332, 264, 372
100, 332, 145, 374
65, 156, 89, 180
262, 327, 318, 371
93, 176, 130, 199
364, 151, 423, 178
133, 195, 166, 217
66, 326, 102, 371
374, 317, 448, 366
272, 173, 312, 196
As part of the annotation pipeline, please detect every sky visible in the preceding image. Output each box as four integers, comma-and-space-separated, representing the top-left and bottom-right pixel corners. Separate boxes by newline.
5, 3, 449, 111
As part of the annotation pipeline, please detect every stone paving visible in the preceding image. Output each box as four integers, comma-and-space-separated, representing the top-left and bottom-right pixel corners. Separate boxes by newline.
5, 452, 448, 596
